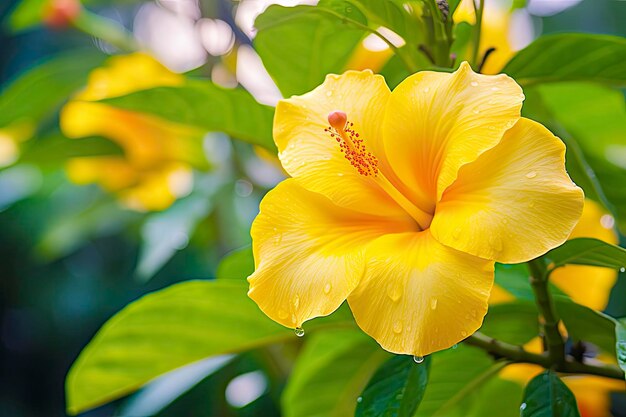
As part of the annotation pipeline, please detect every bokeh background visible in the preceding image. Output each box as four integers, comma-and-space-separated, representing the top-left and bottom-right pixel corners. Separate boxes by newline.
0, 0, 625, 416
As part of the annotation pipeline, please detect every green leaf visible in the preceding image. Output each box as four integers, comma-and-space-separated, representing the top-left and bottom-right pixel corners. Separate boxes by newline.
349, 0, 423, 43
0, 51, 106, 128
356, 354, 430, 417
450, 21, 473, 57
6, 0, 46, 32
544, 238, 626, 270
520, 371, 581, 417
136, 195, 213, 281
254, 2, 367, 97
553, 296, 618, 355
101, 80, 277, 152
480, 302, 539, 345
282, 328, 389, 417
216, 246, 254, 280
66, 280, 353, 414
616, 319, 626, 378
466, 377, 524, 417
415, 345, 500, 417
503, 34, 626, 86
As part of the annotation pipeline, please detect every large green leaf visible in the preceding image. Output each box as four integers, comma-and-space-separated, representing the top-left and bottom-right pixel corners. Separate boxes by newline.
520, 371, 581, 417
503, 33, 626, 86
480, 302, 539, 345
66, 280, 353, 414
553, 296, 618, 355
616, 319, 626, 378
349, 0, 423, 44
544, 238, 626, 270
100, 80, 276, 152
415, 345, 501, 417
254, 1, 367, 97
356, 354, 430, 417
282, 328, 389, 417
0, 51, 106, 127
216, 246, 254, 280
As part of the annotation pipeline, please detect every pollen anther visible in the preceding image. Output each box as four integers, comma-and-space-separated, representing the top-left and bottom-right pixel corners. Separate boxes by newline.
326, 111, 378, 177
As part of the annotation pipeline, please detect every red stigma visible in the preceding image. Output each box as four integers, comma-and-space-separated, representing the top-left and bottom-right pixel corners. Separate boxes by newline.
325, 111, 378, 177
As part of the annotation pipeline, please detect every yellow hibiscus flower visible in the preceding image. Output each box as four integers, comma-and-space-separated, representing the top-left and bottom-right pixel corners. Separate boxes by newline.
60, 53, 204, 211
247, 63, 584, 356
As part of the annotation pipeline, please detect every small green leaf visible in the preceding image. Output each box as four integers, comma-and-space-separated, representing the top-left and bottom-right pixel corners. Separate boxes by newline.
100, 81, 277, 152
216, 246, 254, 280
349, 0, 424, 44
6, 0, 47, 32
616, 319, 626, 378
282, 328, 388, 417
0, 50, 106, 127
553, 296, 617, 355
544, 238, 626, 270
356, 354, 430, 417
520, 371, 581, 417
254, 2, 366, 97
503, 34, 626, 86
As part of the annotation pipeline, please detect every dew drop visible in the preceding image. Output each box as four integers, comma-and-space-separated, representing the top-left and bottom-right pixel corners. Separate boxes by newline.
520, 402, 527, 411
491, 86, 500, 91
323, 283, 332, 294
452, 344, 458, 349
356, 396, 363, 403
337, 173, 344, 177
293, 295, 300, 309
387, 286, 402, 302
620, 267, 625, 273
472, 108, 480, 114
423, 87, 430, 93
461, 330, 468, 337
393, 321, 403, 334
345, 6, 353, 12
413, 355, 424, 364
525, 171, 537, 179
430, 298, 438, 310
470, 81, 479, 87
528, 201, 536, 208
326, 90, 333, 97
294, 327, 305, 337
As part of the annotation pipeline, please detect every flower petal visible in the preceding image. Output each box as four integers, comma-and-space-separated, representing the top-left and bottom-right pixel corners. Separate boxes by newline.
248, 179, 415, 328
382, 61, 524, 209
347, 230, 494, 356
274, 70, 406, 217
431, 118, 584, 263
550, 200, 618, 311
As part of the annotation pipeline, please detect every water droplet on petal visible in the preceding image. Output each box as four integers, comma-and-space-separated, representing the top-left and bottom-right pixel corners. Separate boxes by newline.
528, 201, 536, 208
491, 86, 500, 91
293, 295, 300, 309
423, 87, 430, 93
393, 321, 403, 334
461, 330, 468, 337
323, 283, 332, 294
430, 298, 438, 310
470, 81, 479, 87
337, 172, 344, 177
326, 90, 333, 97
525, 171, 537, 179
294, 327, 305, 337
387, 286, 402, 302
473, 108, 480, 114
413, 355, 424, 364
452, 227, 462, 239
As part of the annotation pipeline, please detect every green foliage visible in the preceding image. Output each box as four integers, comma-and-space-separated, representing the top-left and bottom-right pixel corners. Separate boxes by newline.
503, 33, 626, 87
5, 0, 47, 32
544, 238, 626, 270
216, 246, 254, 280
617, 319, 626, 379
101, 81, 277, 152
355, 355, 430, 417
254, 2, 367, 97
0, 50, 106, 127
480, 302, 539, 345
282, 329, 388, 417
520, 371, 581, 417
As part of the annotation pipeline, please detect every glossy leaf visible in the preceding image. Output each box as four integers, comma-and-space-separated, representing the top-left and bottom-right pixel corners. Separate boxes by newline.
101, 81, 277, 152
415, 345, 499, 417
480, 302, 539, 345
282, 328, 388, 417
216, 246, 254, 280
254, 1, 366, 97
553, 296, 617, 355
356, 355, 430, 417
66, 280, 353, 414
503, 33, 626, 86
0, 51, 106, 127
520, 371, 581, 417
616, 319, 626, 378
349, 0, 423, 43
544, 238, 626, 270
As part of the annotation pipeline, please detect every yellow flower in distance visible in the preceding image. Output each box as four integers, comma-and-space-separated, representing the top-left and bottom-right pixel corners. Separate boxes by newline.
247, 63, 584, 356
61, 53, 205, 211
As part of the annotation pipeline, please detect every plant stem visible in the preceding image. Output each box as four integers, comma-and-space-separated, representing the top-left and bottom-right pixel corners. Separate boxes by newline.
465, 332, 625, 380
72, 8, 138, 52
528, 259, 566, 367
470, 0, 484, 69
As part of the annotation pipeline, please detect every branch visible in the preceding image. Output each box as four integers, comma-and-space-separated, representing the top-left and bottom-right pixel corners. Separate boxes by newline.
465, 332, 625, 380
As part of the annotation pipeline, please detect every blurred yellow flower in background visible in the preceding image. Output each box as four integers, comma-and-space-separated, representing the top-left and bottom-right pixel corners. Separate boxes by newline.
61, 53, 206, 211
0, 122, 35, 168
248, 64, 583, 357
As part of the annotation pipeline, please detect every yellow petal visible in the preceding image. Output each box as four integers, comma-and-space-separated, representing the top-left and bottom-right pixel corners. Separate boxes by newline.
274, 70, 407, 218
347, 230, 494, 356
550, 200, 618, 311
431, 118, 584, 263
382, 61, 524, 210
248, 179, 415, 329
66, 157, 138, 191
489, 285, 516, 304
119, 163, 192, 212
564, 376, 625, 417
